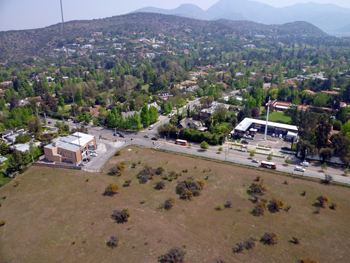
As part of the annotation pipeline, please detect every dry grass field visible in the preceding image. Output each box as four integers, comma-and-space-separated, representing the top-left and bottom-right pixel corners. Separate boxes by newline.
0, 146, 350, 263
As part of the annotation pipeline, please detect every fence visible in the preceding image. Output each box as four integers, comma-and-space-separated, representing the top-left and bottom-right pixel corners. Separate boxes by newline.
33, 163, 82, 170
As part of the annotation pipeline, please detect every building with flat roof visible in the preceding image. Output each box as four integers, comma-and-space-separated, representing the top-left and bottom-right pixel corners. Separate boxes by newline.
44, 132, 96, 166
233, 118, 298, 137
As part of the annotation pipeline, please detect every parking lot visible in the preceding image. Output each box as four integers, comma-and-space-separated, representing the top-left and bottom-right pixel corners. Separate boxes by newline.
243, 132, 293, 151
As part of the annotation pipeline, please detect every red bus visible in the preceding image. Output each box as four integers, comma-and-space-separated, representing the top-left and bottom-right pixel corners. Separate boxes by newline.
175, 139, 188, 146
261, 161, 277, 170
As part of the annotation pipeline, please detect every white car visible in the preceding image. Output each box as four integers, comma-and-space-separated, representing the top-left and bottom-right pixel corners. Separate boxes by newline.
294, 166, 305, 172
300, 162, 309, 167
252, 159, 259, 163
90, 153, 97, 157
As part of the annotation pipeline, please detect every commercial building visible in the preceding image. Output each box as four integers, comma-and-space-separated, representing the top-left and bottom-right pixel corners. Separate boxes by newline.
233, 118, 298, 140
44, 132, 96, 166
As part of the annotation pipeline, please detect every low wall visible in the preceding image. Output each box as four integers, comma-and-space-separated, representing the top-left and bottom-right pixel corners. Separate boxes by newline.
33, 162, 82, 170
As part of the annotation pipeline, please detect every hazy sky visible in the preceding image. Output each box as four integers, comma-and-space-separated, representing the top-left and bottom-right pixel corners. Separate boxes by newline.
1, 0, 350, 32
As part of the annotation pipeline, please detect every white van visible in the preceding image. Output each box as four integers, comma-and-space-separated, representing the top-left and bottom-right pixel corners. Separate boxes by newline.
148, 125, 154, 130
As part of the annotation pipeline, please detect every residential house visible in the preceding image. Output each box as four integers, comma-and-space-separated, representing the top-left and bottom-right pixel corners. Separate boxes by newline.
147, 102, 161, 112
157, 92, 173, 101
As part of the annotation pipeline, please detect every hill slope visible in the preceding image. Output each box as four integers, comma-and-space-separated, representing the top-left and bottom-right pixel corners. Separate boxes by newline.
0, 13, 328, 62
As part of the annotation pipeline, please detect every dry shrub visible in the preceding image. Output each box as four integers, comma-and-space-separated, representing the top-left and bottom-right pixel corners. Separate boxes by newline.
155, 167, 165, 175
164, 198, 175, 210
298, 258, 318, 263
317, 195, 330, 208
107, 235, 119, 248
155, 181, 165, 190
115, 151, 121, 156
268, 198, 285, 213
261, 232, 280, 245
123, 180, 132, 187
215, 204, 225, 211
224, 201, 232, 208
254, 175, 263, 182
111, 209, 131, 223
0, 220, 6, 226
158, 246, 186, 263
104, 184, 120, 196
244, 237, 257, 250
253, 200, 267, 216
329, 203, 338, 210
233, 242, 244, 253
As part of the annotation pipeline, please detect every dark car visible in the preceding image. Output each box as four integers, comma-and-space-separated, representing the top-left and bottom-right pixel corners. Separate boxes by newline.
113, 133, 118, 136
144, 135, 149, 138
48, 121, 52, 124
241, 140, 249, 144
119, 134, 125, 138
281, 147, 291, 151
151, 137, 158, 141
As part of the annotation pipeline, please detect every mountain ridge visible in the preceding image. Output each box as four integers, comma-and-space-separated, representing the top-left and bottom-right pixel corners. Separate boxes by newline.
132, 0, 350, 36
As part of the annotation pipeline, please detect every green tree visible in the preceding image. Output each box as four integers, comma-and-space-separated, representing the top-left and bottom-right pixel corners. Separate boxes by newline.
140, 104, 150, 126
149, 106, 158, 124
27, 116, 42, 135
200, 141, 209, 150
58, 96, 65, 110
74, 89, 83, 107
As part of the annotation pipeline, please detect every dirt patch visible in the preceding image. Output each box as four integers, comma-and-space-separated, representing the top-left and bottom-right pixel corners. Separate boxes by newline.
0, 146, 349, 263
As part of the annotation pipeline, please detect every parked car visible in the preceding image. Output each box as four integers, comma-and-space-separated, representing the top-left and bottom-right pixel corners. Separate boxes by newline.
300, 162, 309, 167
119, 134, 125, 138
113, 133, 118, 136
294, 166, 305, 172
48, 121, 52, 124
241, 140, 249, 144
279, 134, 282, 139
90, 153, 97, 157
148, 125, 154, 130
281, 147, 291, 151
272, 133, 275, 137
246, 135, 252, 139
151, 137, 158, 141
144, 135, 149, 138
252, 159, 259, 163
79, 162, 86, 166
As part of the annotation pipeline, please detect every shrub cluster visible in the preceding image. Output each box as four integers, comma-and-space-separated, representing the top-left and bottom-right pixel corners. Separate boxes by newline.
111, 209, 131, 223
107, 235, 119, 248
158, 246, 186, 263
163, 171, 182, 181
164, 198, 175, 210
249, 181, 268, 196
261, 232, 280, 245
137, 166, 156, 183
104, 184, 120, 196
109, 161, 126, 176
0, 220, 6, 226
224, 201, 233, 208
115, 151, 121, 156
176, 177, 205, 200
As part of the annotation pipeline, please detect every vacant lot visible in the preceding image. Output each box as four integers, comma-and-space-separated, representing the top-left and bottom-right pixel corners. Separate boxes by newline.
268, 111, 292, 123
0, 146, 349, 263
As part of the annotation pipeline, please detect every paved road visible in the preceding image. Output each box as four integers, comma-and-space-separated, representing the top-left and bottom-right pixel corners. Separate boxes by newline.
45, 99, 350, 185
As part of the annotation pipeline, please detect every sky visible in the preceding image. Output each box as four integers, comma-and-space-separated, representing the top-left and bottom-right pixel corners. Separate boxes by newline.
1, 0, 350, 32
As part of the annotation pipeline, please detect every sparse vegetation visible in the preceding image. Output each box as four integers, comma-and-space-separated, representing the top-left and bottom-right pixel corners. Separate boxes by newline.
215, 204, 225, 211
137, 166, 156, 183
109, 161, 126, 176
0, 220, 6, 226
158, 246, 186, 263
298, 258, 318, 263
329, 203, 338, 210
268, 198, 285, 213
115, 151, 121, 156
249, 181, 268, 196
123, 180, 132, 187
253, 200, 267, 216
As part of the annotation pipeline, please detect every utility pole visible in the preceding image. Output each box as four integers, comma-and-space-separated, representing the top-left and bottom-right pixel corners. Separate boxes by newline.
264, 96, 271, 141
